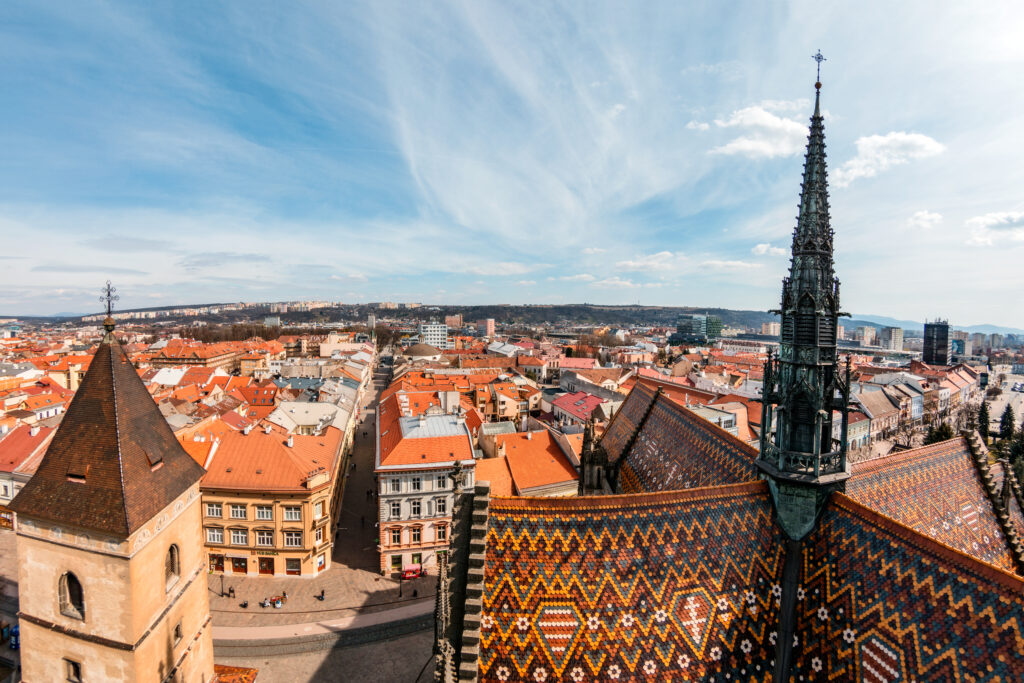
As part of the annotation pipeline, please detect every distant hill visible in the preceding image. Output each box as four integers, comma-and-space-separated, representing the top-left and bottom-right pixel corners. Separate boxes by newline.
849, 314, 1024, 336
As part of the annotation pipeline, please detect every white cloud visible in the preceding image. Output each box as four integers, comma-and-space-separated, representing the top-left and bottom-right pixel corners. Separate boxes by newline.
615, 251, 677, 271
905, 210, 942, 230
752, 243, 786, 256
558, 273, 596, 282
582, 247, 606, 255
593, 276, 639, 288
965, 211, 1024, 246
465, 261, 537, 276
516, 279, 536, 285
680, 61, 743, 81
710, 105, 808, 158
833, 132, 945, 187
700, 259, 761, 270
686, 120, 710, 131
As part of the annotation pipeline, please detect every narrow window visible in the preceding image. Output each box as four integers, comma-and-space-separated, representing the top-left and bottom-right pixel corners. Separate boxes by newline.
165, 544, 180, 591
173, 621, 183, 645
59, 572, 85, 620
64, 659, 83, 683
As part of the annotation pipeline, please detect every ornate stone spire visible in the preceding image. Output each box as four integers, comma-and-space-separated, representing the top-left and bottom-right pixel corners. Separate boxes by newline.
758, 67, 851, 542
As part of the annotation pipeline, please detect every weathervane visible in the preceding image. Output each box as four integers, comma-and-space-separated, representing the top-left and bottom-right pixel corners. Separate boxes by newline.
812, 50, 826, 87
99, 280, 119, 317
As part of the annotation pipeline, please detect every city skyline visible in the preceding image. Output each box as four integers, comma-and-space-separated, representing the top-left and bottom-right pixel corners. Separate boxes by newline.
3, 3, 1024, 325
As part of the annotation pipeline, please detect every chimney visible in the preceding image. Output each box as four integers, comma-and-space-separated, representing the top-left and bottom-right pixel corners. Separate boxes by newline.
30, 425, 40, 437
287, 436, 294, 448
526, 431, 532, 440
264, 424, 272, 434
243, 424, 253, 435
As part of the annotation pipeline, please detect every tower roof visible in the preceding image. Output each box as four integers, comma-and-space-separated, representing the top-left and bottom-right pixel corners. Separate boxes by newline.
788, 83, 835, 292
10, 333, 206, 537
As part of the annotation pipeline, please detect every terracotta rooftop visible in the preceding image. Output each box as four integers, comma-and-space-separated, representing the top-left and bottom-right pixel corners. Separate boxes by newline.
10, 337, 207, 537
201, 424, 342, 492
495, 430, 578, 493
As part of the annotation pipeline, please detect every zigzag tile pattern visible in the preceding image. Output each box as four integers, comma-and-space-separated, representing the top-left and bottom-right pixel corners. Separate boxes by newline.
618, 395, 758, 493
477, 483, 784, 682
599, 383, 658, 463
791, 494, 1024, 681
847, 437, 1014, 572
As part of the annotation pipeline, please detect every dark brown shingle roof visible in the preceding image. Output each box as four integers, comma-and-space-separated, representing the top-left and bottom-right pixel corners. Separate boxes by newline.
10, 337, 206, 537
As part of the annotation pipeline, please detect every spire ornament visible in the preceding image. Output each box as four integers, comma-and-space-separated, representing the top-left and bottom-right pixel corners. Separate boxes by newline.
99, 280, 119, 338
812, 50, 825, 88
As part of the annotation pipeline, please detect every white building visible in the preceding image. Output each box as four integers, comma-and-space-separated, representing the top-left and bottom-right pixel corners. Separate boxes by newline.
419, 322, 452, 350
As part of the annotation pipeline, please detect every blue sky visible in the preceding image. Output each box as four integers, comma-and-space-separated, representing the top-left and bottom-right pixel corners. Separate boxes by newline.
2, 2, 1024, 326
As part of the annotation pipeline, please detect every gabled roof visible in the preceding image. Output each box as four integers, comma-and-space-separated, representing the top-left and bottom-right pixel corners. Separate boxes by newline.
10, 337, 206, 537
847, 436, 1015, 572
0, 424, 55, 474
601, 384, 758, 494
495, 430, 577, 493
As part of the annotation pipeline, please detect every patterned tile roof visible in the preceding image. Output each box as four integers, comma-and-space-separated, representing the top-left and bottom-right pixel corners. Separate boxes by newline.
992, 459, 1024, 543
618, 391, 759, 493
791, 493, 1024, 680
598, 382, 658, 463
847, 437, 1015, 572
477, 482, 784, 682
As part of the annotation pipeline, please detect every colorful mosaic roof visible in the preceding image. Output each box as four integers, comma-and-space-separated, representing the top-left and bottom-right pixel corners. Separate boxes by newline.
847, 437, 1015, 572
477, 482, 784, 682
791, 494, 1024, 680
618, 391, 758, 493
598, 382, 658, 462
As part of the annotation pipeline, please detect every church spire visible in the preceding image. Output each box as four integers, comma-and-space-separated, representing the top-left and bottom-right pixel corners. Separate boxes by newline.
757, 60, 850, 542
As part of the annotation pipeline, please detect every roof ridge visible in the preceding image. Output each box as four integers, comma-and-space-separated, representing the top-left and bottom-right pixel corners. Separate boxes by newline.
831, 492, 1024, 592
851, 435, 967, 474
489, 479, 768, 510
109, 340, 132, 535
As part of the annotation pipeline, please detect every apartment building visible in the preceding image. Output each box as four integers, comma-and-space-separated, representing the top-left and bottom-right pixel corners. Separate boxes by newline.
199, 424, 345, 577
375, 392, 475, 574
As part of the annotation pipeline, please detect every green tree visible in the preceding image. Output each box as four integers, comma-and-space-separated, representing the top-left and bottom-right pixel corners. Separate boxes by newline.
1009, 430, 1024, 465
978, 402, 990, 441
924, 422, 954, 445
1000, 405, 1016, 440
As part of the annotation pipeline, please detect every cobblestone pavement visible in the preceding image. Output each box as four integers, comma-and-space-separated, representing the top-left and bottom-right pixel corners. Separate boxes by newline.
209, 363, 437, 628
216, 626, 434, 683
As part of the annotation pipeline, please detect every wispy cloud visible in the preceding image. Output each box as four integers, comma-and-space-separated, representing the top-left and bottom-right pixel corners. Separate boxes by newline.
905, 210, 942, 230
833, 133, 944, 187
178, 252, 272, 271
32, 264, 148, 275
516, 279, 536, 286
700, 260, 761, 270
966, 212, 1024, 246
582, 247, 606, 255
710, 103, 807, 158
555, 273, 596, 282
79, 235, 177, 252
615, 251, 678, 272
752, 243, 786, 256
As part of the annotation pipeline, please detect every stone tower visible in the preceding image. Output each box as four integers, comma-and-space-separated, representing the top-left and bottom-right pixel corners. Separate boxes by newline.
10, 318, 215, 683
757, 77, 851, 541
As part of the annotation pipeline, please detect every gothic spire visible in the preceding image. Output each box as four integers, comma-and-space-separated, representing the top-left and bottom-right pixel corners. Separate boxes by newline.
758, 62, 850, 542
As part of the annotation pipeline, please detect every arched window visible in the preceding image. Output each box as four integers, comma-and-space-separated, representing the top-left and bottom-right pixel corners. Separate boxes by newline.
165, 544, 180, 590
59, 572, 85, 620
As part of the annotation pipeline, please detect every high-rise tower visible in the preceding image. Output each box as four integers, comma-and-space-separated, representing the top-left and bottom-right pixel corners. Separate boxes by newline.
758, 71, 850, 541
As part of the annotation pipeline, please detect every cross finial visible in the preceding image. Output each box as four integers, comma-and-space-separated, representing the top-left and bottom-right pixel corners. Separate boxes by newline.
812, 50, 826, 87
100, 280, 119, 317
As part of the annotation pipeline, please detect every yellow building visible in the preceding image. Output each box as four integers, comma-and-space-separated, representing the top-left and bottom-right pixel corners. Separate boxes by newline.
199, 423, 345, 577
10, 320, 219, 682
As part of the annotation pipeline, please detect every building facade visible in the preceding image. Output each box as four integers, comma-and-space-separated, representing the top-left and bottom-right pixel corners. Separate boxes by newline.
924, 319, 951, 365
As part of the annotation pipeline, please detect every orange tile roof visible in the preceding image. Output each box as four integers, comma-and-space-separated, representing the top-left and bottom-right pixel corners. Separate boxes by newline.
376, 393, 474, 468
475, 456, 514, 497
497, 430, 578, 493
202, 424, 342, 491
0, 424, 55, 473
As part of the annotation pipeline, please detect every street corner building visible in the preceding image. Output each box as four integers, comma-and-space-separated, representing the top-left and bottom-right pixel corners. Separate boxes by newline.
8, 316, 256, 682
433, 79, 1024, 682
